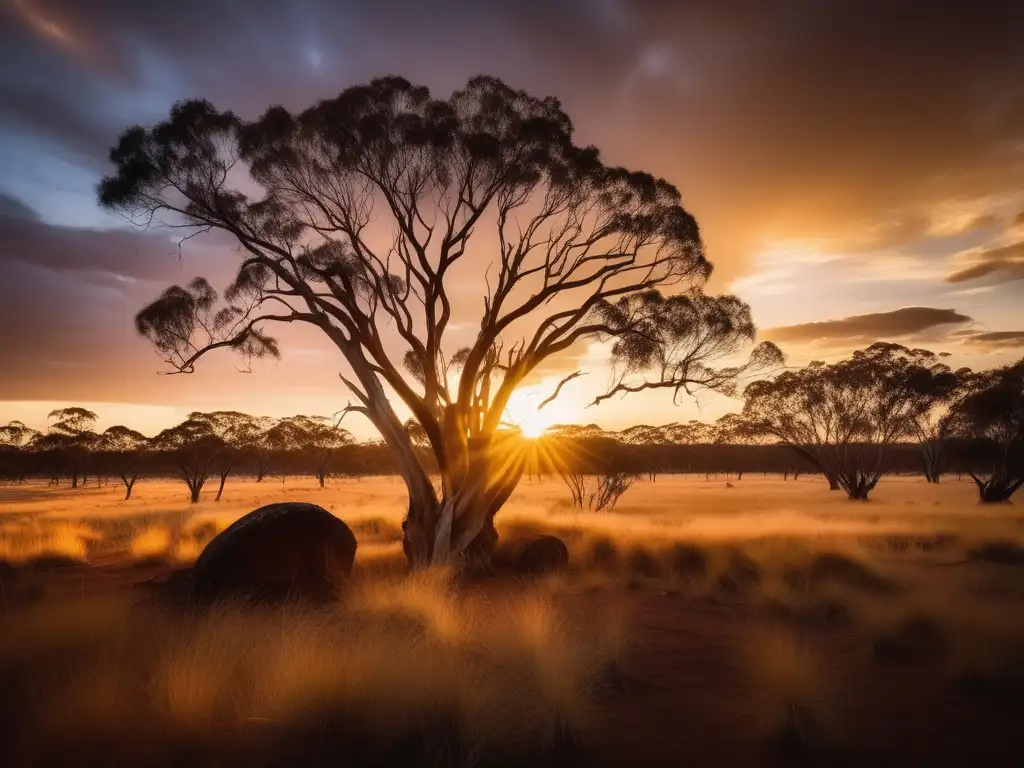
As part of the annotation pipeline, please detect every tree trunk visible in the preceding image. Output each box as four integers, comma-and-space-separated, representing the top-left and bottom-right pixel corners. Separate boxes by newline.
972, 473, 1022, 503
840, 470, 878, 501
317, 468, 326, 488
123, 477, 136, 501
71, 471, 79, 489
399, 433, 527, 572
826, 473, 840, 491
215, 473, 228, 502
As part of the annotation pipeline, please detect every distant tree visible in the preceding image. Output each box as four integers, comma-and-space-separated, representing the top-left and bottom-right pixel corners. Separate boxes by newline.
103, 75, 781, 568
742, 343, 956, 500
663, 420, 716, 445
186, 411, 269, 501
949, 359, 1024, 502
47, 407, 99, 436
713, 412, 764, 480
910, 360, 969, 483
154, 418, 223, 503
43, 407, 99, 488
0, 421, 39, 483
99, 426, 149, 500
264, 416, 354, 487
249, 417, 279, 482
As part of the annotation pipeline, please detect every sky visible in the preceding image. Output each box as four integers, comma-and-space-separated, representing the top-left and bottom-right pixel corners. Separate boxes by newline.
1, 0, 1023, 439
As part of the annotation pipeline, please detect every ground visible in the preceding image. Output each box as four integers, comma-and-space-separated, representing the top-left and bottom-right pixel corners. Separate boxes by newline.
2, 474, 1023, 766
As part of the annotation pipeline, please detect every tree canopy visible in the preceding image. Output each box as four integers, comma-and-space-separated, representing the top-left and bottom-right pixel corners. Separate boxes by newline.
741, 343, 959, 499
950, 358, 1024, 501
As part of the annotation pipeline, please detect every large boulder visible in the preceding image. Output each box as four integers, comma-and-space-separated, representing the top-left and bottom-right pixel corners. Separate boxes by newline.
191, 502, 357, 605
517, 535, 569, 576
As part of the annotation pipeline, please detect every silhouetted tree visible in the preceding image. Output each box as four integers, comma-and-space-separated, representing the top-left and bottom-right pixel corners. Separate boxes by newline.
154, 418, 223, 503
186, 411, 267, 501
742, 343, 955, 500
0, 421, 38, 483
910, 360, 969, 483
247, 416, 279, 482
264, 415, 353, 487
99, 426, 149, 500
713, 412, 764, 480
101, 75, 781, 568
950, 359, 1024, 502
43, 407, 99, 488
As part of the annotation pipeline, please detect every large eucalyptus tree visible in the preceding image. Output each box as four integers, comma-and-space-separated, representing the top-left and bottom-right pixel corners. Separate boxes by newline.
100, 76, 778, 568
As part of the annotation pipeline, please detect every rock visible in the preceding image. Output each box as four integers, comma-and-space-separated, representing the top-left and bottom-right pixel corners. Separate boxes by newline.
517, 535, 569, 576
191, 502, 356, 605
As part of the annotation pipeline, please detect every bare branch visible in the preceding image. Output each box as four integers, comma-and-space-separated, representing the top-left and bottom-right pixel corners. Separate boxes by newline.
538, 371, 586, 410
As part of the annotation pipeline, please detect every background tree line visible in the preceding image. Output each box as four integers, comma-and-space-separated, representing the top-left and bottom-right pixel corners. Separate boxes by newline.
0, 344, 1020, 505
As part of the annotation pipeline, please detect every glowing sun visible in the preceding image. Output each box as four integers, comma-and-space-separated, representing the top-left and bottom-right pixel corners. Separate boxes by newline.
504, 383, 582, 438
516, 408, 555, 438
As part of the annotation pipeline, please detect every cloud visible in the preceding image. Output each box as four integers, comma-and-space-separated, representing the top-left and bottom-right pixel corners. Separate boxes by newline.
0, 192, 207, 283
946, 260, 1024, 284
0, 191, 40, 220
965, 214, 1000, 232
763, 307, 972, 345
945, 239, 1024, 283
1, 0, 1024, 421
950, 328, 1024, 357
954, 330, 1024, 349
827, 214, 932, 254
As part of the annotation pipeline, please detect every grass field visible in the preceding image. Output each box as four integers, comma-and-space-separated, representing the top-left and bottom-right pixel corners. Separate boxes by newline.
2, 474, 1023, 766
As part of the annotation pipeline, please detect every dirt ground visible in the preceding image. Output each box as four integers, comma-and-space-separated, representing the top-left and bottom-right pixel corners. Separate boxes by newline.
2, 474, 1024, 766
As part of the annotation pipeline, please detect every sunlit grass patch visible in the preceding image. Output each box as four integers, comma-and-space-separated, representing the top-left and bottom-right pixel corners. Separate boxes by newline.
129, 525, 174, 561
0, 520, 95, 564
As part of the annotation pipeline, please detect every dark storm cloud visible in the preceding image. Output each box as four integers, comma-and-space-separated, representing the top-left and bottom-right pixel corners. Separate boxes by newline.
763, 307, 973, 345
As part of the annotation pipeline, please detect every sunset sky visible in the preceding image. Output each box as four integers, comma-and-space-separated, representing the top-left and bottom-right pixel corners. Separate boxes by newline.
1, 0, 1022, 439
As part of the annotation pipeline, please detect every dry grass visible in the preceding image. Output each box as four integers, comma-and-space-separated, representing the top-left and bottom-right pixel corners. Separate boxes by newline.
0, 519, 95, 564
0, 570, 613, 766
732, 624, 841, 755
129, 525, 174, 560
3, 475, 1024, 763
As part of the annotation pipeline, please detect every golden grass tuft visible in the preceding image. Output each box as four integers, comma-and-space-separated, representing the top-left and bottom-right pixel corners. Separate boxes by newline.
0, 520, 95, 564
129, 525, 174, 560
